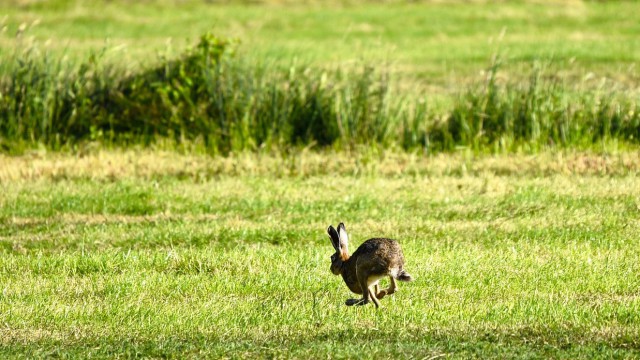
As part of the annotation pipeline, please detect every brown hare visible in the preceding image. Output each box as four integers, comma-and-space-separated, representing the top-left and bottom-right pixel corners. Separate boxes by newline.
327, 223, 413, 308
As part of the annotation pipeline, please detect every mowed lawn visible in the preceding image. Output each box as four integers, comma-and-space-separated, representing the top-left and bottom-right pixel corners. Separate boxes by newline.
1, 151, 639, 358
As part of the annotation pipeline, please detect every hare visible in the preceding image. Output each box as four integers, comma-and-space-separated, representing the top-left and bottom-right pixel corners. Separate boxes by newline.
327, 223, 413, 308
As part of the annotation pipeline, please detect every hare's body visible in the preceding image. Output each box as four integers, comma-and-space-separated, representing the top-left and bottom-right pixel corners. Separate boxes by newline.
328, 224, 413, 308
339, 238, 408, 294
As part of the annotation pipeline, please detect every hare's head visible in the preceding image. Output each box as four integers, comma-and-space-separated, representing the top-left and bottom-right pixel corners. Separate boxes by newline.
327, 223, 350, 275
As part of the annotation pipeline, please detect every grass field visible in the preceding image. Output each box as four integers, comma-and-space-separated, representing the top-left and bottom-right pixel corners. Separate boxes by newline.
2, 0, 639, 91
1, 0, 640, 358
1, 150, 640, 358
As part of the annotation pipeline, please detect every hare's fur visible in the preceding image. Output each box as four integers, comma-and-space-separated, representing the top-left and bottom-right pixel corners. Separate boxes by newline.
328, 223, 413, 308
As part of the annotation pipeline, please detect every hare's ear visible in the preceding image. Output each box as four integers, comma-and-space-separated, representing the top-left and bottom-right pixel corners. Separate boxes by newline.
327, 225, 340, 251
337, 223, 349, 255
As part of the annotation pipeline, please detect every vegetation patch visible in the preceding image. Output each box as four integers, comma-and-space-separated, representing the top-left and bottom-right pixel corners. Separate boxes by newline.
1, 1, 639, 358
1, 33, 639, 154
1, 153, 640, 358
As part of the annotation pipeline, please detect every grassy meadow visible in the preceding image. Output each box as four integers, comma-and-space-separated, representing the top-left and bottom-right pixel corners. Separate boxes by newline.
2, 0, 639, 87
1, 0, 640, 358
1, 151, 640, 358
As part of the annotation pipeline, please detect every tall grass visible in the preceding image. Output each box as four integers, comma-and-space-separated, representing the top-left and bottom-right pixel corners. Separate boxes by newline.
445, 61, 640, 152
0, 33, 638, 154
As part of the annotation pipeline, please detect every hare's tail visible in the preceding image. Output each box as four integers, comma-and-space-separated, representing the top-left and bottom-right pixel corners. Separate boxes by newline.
396, 269, 413, 282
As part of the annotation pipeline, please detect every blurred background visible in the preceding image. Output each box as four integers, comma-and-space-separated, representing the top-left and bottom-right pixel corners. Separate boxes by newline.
1, 0, 638, 154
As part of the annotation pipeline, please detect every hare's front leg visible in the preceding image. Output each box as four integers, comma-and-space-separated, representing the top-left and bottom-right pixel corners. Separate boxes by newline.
386, 276, 398, 295
345, 298, 362, 306
367, 287, 380, 308
346, 288, 379, 308
345, 273, 377, 307
345, 282, 366, 306
358, 273, 382, 308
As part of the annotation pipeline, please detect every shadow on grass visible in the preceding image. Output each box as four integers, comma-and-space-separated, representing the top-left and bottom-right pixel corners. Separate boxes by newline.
2, 326, 639, 359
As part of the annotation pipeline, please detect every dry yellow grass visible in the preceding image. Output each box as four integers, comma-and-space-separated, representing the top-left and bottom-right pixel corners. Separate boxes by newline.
1, 150, 638, 183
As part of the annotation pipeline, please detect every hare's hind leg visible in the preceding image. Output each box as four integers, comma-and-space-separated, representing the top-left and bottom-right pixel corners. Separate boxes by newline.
375, 283, 387, 299
387, 276, 398, 294
377, 276, 398, 299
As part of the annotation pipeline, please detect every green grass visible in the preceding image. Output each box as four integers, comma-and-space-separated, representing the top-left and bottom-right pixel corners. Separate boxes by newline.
1, 2, 639, 355
1, 1, 639, 153
1, 1, 639, 358
2, 0, 639, 90
1, 31, 638, 154
1, 151, 640, 358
